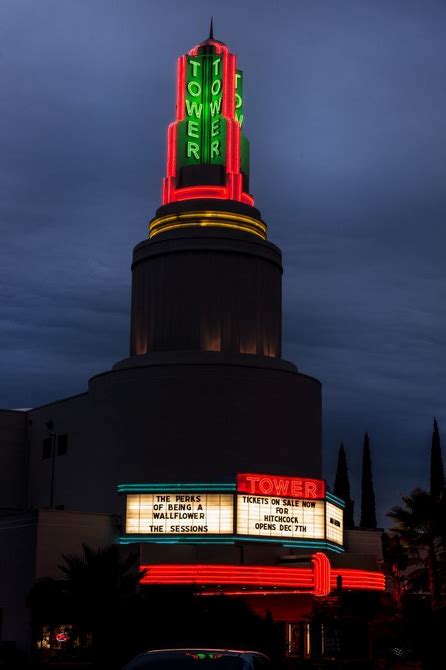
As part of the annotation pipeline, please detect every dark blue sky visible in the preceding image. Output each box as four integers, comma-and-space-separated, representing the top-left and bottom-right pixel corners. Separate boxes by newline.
1, 0, 445, 525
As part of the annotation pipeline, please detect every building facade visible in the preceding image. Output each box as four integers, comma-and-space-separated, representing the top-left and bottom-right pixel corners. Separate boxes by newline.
0, 30, 384, 659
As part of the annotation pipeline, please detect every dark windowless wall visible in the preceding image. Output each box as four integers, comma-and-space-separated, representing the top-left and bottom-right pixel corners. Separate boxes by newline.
130, 230, 282, 358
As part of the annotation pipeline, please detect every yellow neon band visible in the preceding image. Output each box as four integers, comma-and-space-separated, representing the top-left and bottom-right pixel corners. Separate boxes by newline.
149, 210, 267, 240
150, 221, 266, 240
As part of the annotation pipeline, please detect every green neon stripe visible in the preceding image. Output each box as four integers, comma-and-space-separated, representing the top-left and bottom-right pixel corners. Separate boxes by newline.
118, 535, 344, 553
326, 492, 346, 508
118, 535, 235, 544
118, 483, 236, 493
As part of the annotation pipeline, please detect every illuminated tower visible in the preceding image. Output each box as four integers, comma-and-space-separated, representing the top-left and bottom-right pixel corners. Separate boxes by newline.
87, 29, 322, 505
131, 30, 278, 358
161, 26, 253, 211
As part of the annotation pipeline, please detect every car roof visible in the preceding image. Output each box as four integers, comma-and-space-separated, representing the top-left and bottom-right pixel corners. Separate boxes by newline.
144, 649, 268, 658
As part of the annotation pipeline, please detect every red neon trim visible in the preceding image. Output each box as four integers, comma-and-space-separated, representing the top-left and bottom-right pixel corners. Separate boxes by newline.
237, 473, 326, 500
140, 558, 385, 594
332, 569, 386, 591
189, 40, 228, 57
172, 186, 228, 201
177, 55, 186, 121
140, 564, 313, 588
226, 54, 238, 175
312, 552, 330, 596
166, 123, 176, 178
241, 192, 254, 206
200, 589, 313, 597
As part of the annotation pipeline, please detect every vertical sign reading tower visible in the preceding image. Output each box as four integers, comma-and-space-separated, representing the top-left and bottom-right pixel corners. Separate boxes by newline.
177, 54, 226, 167
163, 34, 252, 205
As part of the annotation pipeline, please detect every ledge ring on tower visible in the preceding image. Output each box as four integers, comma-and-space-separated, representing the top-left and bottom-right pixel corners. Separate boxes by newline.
149, 209, 267, 240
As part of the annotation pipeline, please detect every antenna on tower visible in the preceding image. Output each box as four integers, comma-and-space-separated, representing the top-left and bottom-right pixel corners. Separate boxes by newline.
209, 17, 214, 40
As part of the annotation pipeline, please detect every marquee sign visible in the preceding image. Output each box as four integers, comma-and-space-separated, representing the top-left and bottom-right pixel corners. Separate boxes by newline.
162, 32, 252, 206
119, 473, 345, 550
126, 493, 233, 535
237, 494, 325, 541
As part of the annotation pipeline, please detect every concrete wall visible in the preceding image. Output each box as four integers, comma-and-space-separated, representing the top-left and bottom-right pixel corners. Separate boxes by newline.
0, 410, 27, 508
86, 351, 322, 514
131, 230, 283, 358
35, 509, 120, 579
8, 350, 321, 518
344, 528, 384, 562
0, 511, 37, 652
26, 394, 90, 511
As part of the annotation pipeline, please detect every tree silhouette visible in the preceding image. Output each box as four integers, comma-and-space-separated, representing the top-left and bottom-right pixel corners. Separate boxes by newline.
28, 544, 141, 666
334, 443, 355, 528
381, 532, 408, 610
430, 418, 444, 498
360, 432, 377, 529
388, 488, 446, 609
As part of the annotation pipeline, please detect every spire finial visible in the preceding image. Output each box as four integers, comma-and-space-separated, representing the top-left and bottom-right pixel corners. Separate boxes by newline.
209, 17, 214, 40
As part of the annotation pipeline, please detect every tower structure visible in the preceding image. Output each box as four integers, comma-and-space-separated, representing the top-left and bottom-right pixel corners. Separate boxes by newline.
87, 31, 322, 501
0, 29, 386, 656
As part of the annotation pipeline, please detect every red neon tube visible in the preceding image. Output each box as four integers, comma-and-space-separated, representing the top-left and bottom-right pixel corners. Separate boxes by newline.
140, 557, 385, 595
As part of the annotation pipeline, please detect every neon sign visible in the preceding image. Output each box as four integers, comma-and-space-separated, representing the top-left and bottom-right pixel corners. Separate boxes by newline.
120, 474, 344, 548
139, 555, 386, 595
237, 473, 326, 499
178, 55, 225, 165
162, 32, 253, 206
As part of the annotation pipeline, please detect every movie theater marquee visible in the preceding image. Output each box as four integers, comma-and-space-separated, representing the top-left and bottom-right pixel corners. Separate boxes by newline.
122, 473, 344, 547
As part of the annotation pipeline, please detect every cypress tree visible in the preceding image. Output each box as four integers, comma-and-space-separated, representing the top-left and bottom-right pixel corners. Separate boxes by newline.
333, 443, 355, 528
430, 418, 444, 497
360, 432, 377, 529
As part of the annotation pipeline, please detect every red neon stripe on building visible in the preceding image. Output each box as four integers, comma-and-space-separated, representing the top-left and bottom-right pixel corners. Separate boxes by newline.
312, 552, 330, 596
177, 55, 186, 121
172, 186, 228, 201
241, 192, 254, 206
140, 557, 385, 594
166, 185, 254, 205
189, 41, 228, 57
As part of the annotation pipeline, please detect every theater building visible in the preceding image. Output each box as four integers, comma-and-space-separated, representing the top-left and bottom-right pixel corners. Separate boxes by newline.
0, 30, 384, 658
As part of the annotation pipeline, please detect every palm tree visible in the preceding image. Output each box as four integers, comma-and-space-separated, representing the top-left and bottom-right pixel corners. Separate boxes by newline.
387, 488, 446, 609
381, 532, 408, 610
29, 544, 141, 664
58, 543, 141, 612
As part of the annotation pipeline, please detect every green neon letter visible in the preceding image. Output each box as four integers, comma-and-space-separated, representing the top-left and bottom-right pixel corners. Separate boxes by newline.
210, 97, 222, 117
187, 141, 200, 160
211, 119, 220, 137
211, 79, 222, 96
212, 58, 221, 76
211, 140, 220, 158
235, 93, 242, 109
235, 113, 244, 128
187, 120, 199, 138
185, 100, 203, 118
189, 59, 201, 77
187, 81, 201, 97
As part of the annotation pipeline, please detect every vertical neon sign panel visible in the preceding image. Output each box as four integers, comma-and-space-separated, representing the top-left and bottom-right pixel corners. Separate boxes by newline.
162, 36, 253, 206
